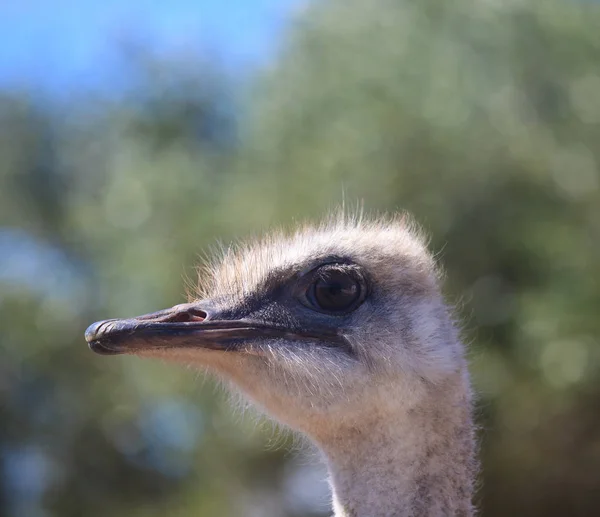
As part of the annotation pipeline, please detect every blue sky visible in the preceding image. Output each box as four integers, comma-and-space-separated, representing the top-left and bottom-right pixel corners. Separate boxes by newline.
0, 0, 295, 94
0, 1, 298, 299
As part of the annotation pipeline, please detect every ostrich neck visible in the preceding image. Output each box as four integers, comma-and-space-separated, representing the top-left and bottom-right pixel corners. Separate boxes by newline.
319, 374, 476, 517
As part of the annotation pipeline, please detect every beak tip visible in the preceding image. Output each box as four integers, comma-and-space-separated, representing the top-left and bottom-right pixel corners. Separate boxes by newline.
85, 319, 124, 355
85, 320, 108, 343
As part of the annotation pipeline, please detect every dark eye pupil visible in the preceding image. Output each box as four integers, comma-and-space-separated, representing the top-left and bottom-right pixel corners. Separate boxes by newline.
312, 271, 360, 312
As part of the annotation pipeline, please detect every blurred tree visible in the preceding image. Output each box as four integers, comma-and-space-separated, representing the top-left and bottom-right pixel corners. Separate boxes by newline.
1, 1, 600, 516
235, 1, 600, 515
0, 59, 286, 517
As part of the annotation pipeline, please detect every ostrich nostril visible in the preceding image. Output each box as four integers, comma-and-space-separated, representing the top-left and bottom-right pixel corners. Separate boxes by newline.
189, 308, 208, 321
167, 308, 207, 323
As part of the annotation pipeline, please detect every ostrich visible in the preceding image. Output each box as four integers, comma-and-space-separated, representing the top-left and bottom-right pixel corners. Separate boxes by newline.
85, 214, 477, 517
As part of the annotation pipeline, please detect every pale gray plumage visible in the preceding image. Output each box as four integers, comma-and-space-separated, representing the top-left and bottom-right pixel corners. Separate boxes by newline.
86, 213, 477, 517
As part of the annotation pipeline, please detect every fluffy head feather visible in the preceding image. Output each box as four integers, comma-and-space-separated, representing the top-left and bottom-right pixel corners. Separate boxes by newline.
176, 213, 466, 439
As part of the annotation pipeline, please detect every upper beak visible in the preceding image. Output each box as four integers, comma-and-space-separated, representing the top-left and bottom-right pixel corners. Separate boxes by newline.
84, 302, 271, 356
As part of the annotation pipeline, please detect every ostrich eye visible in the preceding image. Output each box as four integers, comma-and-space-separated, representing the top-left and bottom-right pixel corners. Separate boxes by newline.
308, 269, 362, 313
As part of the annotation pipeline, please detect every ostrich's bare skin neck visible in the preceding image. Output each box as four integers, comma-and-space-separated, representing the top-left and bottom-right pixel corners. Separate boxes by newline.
316, 373, 476, 517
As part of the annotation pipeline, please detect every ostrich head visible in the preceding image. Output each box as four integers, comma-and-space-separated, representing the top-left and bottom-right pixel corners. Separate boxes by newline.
85, 215, 464, 442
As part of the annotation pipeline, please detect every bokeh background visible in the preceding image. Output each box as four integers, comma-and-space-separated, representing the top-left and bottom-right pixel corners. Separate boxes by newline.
1, 0, 600, 516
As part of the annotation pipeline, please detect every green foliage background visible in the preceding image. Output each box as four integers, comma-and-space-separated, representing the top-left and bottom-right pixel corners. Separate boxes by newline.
1, 1, 600, 516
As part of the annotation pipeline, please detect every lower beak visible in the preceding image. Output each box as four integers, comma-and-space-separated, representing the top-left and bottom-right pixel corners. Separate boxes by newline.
84, 303, 272, 356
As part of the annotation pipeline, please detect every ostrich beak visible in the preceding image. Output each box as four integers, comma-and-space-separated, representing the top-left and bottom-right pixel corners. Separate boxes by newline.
84, 302, 348, 356
85, 302, 263, 356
